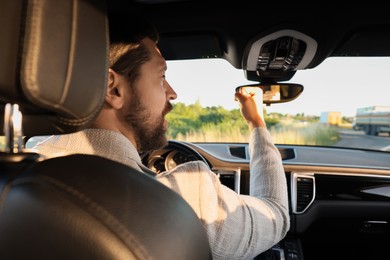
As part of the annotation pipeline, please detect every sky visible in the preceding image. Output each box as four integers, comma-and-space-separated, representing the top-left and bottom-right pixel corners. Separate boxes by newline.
165, 57, 390, 117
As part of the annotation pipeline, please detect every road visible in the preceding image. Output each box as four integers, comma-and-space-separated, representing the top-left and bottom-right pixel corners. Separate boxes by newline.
335, 129, 390, 151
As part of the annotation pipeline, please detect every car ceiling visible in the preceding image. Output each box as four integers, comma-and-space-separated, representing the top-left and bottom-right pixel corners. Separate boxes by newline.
107, 1, 390, 81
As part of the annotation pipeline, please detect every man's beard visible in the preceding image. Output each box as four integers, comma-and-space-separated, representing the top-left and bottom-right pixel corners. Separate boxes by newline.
123, 92, 172, 152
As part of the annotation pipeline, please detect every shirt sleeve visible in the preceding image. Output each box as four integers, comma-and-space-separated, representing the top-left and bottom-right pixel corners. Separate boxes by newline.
157, 127, 290, 260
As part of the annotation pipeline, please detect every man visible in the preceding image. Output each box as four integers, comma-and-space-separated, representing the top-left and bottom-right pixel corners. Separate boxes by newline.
33, 21, 290, 259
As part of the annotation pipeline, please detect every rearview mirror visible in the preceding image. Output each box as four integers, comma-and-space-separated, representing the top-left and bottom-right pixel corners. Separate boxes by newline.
235, 83, 303, 106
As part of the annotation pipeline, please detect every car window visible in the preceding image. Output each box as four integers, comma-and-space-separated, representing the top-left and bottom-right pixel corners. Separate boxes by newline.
10, 57, 390, 152
165, 57, 390, 152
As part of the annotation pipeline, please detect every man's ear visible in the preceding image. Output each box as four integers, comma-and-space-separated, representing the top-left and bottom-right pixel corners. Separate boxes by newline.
106, 68, 125, 109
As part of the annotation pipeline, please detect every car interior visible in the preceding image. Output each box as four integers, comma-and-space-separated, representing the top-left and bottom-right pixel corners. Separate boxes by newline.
1, 0, 390, 259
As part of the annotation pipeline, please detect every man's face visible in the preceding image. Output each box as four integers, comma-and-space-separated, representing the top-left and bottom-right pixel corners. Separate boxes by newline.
122, 38, 177, 152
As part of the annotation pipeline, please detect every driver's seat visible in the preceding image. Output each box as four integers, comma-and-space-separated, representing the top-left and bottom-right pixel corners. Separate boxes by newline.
0, 0, 211, 259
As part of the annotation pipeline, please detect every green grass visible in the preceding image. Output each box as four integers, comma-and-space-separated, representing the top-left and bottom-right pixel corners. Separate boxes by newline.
169, 121, 250, 142
270, 121, 340, 146
173, 126, 249, 142
169, 119, 340, 146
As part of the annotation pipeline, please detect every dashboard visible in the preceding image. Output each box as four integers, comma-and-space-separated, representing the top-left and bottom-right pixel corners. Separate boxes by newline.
142, 140, 390, 260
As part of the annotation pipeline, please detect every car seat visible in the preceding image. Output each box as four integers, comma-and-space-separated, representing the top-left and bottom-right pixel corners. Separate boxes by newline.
0, 0, 212, 259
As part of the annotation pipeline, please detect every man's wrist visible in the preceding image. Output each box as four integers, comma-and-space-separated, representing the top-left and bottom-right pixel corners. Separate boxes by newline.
248, 118, 266, 131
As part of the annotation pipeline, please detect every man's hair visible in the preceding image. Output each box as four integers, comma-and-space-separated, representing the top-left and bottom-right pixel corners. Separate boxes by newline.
108, 17, 159, 85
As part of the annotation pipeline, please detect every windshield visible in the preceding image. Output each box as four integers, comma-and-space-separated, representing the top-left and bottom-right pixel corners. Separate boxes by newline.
165, 57, 390, 152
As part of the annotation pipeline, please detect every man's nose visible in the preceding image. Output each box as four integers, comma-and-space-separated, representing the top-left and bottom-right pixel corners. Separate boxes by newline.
165, 81, 177, 100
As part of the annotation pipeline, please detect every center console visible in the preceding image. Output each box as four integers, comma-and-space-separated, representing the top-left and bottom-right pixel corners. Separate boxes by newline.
255, 237, 304, 260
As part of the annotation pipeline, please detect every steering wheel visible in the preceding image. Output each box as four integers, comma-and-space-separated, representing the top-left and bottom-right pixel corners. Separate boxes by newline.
141, 140, 211, 173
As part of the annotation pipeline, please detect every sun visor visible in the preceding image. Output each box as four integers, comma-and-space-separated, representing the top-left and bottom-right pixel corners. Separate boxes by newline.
158, 34, 222, 60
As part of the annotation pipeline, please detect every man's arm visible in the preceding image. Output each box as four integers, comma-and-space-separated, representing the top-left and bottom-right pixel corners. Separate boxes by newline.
157, 127, 290, 259
157, 89, 289, 259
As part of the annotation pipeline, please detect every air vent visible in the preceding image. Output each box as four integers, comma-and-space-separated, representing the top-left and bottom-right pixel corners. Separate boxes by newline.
214, 168, 241, 194
229, 146, 247, 159
291, 173, 315, 214
278, 147, 295, 160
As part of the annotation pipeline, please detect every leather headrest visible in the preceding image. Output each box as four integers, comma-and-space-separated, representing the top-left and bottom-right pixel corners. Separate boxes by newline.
0, 0, 108, 137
